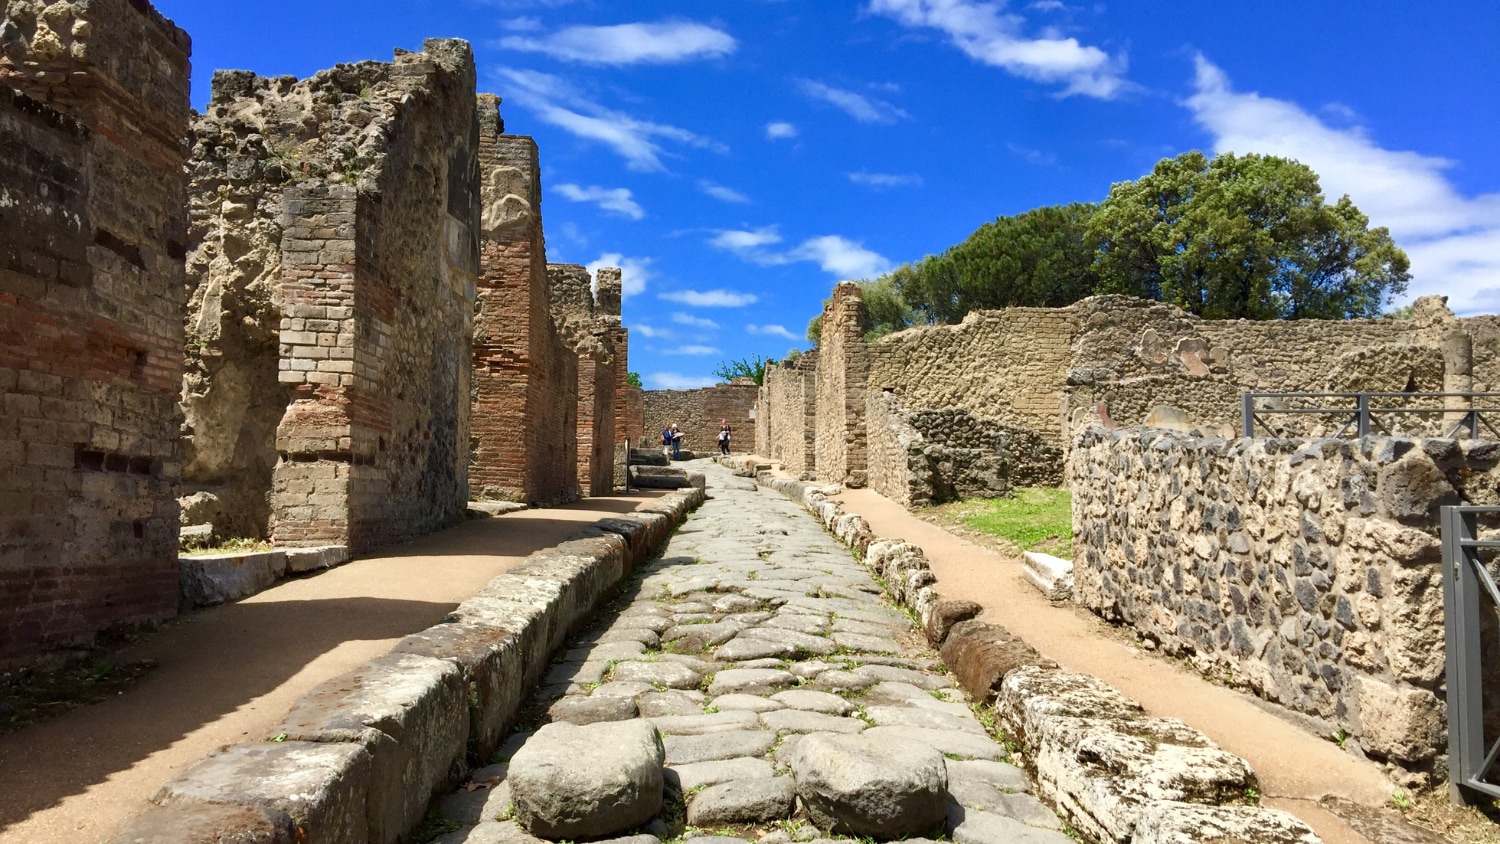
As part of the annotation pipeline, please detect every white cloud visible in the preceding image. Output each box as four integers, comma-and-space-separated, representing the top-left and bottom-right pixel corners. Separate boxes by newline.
501, 16, 543, 31
698, 180, 750, 204
765, 121, 799, 140
496, 68, 721, 172
709, 227, 893, 280
668, 345, 721, 356
1005, 142, 1056, 166
660, 289, 760, 307
747, 323, 799, 340
672, 312, 720, 329
847, 171, 925, 189
554, 183, 645, 219
586, 252, 652, 298
647, 372, 718, 390
632, 324, 672, 339
868, 0, 1127, 99
1185, 55, 1500, 314
1027, 0, 1066, 11
499, 21, 736, 65
797, 80, 910, 124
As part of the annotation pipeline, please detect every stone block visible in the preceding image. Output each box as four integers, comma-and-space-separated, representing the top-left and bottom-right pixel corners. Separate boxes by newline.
941, 621, 1057, 705
629, 465, 692, 489
179, 550, 288, 610
111, 803, 299, 844
391, 621, 528, 762
790, 733, 948, 839
284, 545, 351, 574
1129, 802, 1321, 844
152, 741, 372, 844
509, 720, 665, 839
1022, 552, 1073, 601
925, 599, 983, 646
277, 653, 469, 844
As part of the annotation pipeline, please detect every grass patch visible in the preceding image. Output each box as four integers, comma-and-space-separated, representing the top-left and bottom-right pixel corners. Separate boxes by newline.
181, 537, 276, 557
957, 487, 1072, 557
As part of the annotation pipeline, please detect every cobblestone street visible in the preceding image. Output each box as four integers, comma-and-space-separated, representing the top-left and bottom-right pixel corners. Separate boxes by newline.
433, 461, 1070, 844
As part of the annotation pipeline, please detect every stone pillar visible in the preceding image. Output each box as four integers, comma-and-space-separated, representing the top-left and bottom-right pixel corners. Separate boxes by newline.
469, 94, 577, 505
549, 263, 615, 497
0, 0, 190, 669
815, 282, 871, 487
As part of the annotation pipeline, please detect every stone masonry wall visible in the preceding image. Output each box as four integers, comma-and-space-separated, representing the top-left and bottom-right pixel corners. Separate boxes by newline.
815, 281, 870, 486
641, 383, 757, 455
470, 101, 576, 505
757, 351, 818, 477
549, 263, 615, 496
866, 393, 1015, 508
0, 0, 191, 668
186, 41, 479, 552
1070, 426, 1500, 782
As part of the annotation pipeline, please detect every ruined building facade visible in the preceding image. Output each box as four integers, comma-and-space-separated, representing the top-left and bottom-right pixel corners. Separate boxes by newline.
0, 0, 191, 668
549, 263, 617, 498
181, 40, 481, 552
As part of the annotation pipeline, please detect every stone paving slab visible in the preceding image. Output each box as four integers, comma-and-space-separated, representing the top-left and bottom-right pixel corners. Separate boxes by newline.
430, 462, 1062, 843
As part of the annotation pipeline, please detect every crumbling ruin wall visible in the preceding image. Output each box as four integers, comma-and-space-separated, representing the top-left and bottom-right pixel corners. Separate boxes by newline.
642, 383, 757, 455
469, 98, 576, 505
186, 41, 479, 552
866, 393, 1025, 507
815, 282, 870, 486
1070, 426, 1500, 782
549, 263, 615, 496
0, 0, 190, 668
757, 351, 818, 476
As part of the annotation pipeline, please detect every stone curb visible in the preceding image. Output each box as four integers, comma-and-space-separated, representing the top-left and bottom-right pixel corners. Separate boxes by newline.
179, 545, 350, 611
745, 464, 1323, 844
113, 487, 706, 844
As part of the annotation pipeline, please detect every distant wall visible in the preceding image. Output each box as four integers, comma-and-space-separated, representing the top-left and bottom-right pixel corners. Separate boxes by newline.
756, 352, 818, 476
642, 384, 757, 455
1071, 426, 1500, 779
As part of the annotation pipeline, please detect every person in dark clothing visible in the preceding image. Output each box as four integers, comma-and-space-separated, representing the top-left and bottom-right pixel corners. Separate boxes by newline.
662, 425, 674, 460
717, 419, 732, 455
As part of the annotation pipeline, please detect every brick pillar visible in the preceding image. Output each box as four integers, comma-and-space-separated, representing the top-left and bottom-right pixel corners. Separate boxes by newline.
470, 95, 577, 505
0, 0, 191, 668
816, 282, 870, 487
549, 263, 615, 496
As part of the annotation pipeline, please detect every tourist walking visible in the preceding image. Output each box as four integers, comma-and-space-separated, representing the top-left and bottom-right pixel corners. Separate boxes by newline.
670, 424, 683, 459
717, 419, 732, 455
661, 424, 674, 460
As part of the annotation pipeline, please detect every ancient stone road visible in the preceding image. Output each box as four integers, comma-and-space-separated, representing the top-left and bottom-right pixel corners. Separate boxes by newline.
432, 462, 1071, 844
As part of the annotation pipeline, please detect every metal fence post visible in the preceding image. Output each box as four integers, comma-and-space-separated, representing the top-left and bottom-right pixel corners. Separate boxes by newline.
1356, 393, 1371, 437
1241, 393, 1255, 438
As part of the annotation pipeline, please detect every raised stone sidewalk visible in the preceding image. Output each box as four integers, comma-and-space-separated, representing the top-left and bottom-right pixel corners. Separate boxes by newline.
429, 461, 1070, 844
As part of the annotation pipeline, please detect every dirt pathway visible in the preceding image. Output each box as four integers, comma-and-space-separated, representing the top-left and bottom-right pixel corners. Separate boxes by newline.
0, 492, 664, 844
830, 486, 1397, 844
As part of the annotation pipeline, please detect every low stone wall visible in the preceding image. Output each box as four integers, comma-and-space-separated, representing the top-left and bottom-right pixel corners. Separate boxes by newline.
1070, 426, 1500, 783
733, 455, 1323, 843
112, 488, 705, 843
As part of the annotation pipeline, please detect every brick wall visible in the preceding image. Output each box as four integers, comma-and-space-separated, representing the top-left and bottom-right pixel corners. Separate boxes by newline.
642, 384, 757, 455
549, 263, 616, 496
815, 282, 870, 486
469, 96, 577, 505
0, 0, 191, 668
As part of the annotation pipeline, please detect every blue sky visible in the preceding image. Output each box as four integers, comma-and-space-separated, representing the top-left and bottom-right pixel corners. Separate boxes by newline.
155, 0, 1500, 389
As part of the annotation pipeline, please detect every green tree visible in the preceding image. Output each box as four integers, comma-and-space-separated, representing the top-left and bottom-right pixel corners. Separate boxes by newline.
859, 273, 923, 340
626, 371, 643, 388
897, 203, 1101, 323
713, 355, 770, 386
1088, 150, 1410, 319
806, 314, 822, 347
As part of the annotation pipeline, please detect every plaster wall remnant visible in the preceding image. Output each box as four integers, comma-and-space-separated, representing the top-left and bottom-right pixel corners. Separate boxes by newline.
0, 0, 191, 669
756, 351, 819, 478
183, 40, 480, 552
641, 383, 758, 455
469, 95, 577, 506
815, 281, 871, 487
549, 263, 616, 496
1070, 426, 1500, 784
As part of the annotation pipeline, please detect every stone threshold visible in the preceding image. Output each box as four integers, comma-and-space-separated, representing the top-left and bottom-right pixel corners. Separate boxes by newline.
726, 456, 1326, 844
114, 487, 706, 843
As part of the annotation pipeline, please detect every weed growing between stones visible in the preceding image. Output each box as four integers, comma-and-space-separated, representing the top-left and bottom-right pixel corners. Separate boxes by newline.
413, 806, 461, 842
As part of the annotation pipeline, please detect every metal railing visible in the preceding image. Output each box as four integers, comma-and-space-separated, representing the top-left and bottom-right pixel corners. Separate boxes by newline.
1241, 392, 1500, 439
1444, 505, 1500, 802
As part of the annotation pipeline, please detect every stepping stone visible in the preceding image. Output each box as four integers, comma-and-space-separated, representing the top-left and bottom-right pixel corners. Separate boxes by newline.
711, 694, 785, 713
509, 720, 664, 839
706, 668, 796, 696
637, 690, 706, 717
864, 705, 986, 734
546, 695, 638, 725
946, 805, 1073, 844
649, 710, 761, 735
853, 664, 952, 690
762, 709, 867, 735
687, 777, 797, 825
864, 726, 1008, 761
664, 730, 778, 765
668, 757, 775, 791
790, 733, 948, 838
946, 759, 1030, 794
770, 689, 855, 716
611, 661, 703, 690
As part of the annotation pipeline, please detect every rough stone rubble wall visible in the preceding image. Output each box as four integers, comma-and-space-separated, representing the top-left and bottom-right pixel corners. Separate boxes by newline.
549, 263, 616, 496
0, 0, 190, 669
641, 384, 757, 455
865, 393, 1017, 508
815, 282, 870, 487
469, 101, 576, 505
756, 351, 818, 477
1070, 426, 1500, 782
